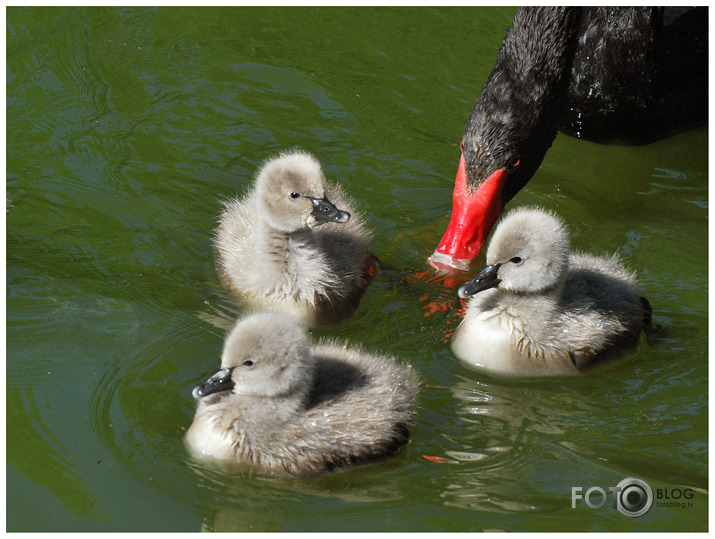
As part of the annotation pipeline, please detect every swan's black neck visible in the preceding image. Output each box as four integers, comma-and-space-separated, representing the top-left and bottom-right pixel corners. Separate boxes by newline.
462, 7, 581, 200
498, 7, 580, 98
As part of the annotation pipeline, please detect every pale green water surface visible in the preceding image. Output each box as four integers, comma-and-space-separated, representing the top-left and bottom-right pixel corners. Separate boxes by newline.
6, 6, 708, 532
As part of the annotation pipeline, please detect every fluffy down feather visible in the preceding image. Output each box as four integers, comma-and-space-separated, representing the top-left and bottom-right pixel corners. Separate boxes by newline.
452, 206, 650, 376
214, 150, 374, 326
185, 313, 419, 476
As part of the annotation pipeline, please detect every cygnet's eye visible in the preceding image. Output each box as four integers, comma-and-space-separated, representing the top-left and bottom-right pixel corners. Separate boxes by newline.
241, 359, 255, 368
290, 192, 301, 199
510, 256, 523, 265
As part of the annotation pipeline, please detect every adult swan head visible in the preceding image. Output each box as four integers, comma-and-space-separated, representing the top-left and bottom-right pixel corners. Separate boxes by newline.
429, 7, 708, 272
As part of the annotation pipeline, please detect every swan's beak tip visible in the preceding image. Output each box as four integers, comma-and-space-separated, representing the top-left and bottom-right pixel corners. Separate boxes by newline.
427, 251, 472, 273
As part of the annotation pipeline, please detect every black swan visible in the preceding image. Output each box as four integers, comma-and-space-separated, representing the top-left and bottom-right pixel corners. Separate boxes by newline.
429, 6, 708, 272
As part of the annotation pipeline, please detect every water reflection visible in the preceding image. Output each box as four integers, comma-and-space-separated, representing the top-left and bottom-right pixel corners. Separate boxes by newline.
428, 375, 596, 513
187, 454, 413, 531
433, 355, 708, 517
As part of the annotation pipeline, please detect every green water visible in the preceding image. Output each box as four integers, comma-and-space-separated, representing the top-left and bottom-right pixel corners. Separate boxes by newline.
6, 6, 708, 532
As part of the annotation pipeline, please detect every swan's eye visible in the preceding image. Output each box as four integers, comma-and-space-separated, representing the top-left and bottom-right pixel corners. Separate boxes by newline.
460, 140, 464, 152
508, 156, 521, 169
290, 192, 301, 199
510, 256, 523, 265
242, 360, 254, 368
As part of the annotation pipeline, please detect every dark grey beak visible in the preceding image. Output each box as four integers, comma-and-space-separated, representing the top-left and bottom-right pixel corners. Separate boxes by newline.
310, 196, 350, 223
192, 367, 235, 399
458, 263, 502, 298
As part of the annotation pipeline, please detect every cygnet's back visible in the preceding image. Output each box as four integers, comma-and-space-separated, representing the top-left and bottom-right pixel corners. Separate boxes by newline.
215, 151, 375, 326
185, 313, 419, 476
452, 207, 651, 376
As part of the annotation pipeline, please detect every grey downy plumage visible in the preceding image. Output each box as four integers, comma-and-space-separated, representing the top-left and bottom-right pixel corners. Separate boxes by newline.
451, 206, 651, 376
185, 312, 419, 476
214, 150, 376, 326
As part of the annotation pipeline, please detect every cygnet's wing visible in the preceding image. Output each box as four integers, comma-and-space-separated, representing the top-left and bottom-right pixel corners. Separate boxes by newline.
294, 342, 418, 465
560, 253, 645, 365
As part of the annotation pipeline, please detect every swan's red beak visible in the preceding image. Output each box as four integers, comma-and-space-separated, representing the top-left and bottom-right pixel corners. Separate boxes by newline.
428, 154, 506, 272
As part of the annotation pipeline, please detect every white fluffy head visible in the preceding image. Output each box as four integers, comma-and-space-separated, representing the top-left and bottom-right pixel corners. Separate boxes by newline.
221, 312, 314, 398
486, 206, 570, 293
254, 151, 328, 232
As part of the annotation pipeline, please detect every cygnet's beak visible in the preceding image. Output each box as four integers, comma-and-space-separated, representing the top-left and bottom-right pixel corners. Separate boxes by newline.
309, 196, 350, 224
458, 263, 501, 298
192, 367, 235, 399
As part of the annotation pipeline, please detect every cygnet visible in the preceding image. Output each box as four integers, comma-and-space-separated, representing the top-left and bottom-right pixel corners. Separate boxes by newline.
451, 207, 652, 376
215, 150, 376, 326
185, 312, 419, 476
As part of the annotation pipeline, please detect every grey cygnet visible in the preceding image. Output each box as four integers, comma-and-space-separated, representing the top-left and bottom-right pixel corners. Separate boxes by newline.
185, 312, 419, 476
451, 207, 652, 376
214, 151, 376, 326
